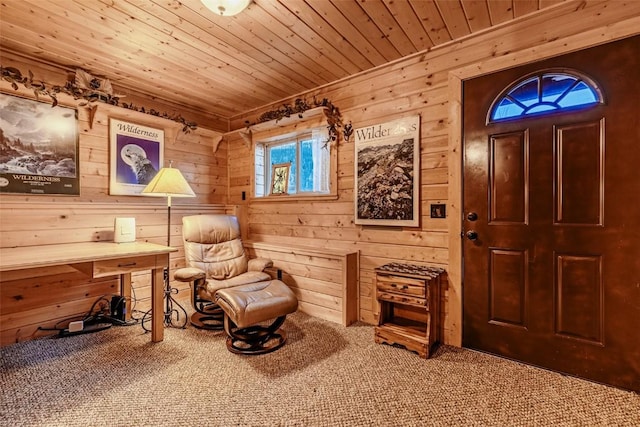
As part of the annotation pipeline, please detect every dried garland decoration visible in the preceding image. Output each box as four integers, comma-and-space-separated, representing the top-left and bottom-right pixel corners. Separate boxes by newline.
0, 66, 198, 133
246, 97, 352, 144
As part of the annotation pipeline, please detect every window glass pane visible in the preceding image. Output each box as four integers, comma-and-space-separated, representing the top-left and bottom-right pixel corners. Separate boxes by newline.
269, 142, 296, 194
541, 74, 577, 103
255, 144, 265, 197
527, 104, 556, 114
300, 138, 329, 193
509, 77, 539, 107
557, 81, 598, 107
492, 98, 524, 121
300, 139, 313, 192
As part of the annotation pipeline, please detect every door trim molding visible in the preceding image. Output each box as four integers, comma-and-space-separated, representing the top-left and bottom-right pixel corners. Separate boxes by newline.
446, 20, 640, 346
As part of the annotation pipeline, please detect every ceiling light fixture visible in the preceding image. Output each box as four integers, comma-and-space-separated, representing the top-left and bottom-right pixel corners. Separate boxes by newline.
201, 0, 252, 16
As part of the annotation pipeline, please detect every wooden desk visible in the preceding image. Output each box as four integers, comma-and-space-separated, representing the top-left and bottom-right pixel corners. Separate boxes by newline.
0, 241, 176, 343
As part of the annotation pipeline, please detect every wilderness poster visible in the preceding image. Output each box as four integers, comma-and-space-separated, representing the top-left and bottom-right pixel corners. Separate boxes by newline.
109, 118, 163, 196
354, 115, 420, 226
0, 93, 79, 195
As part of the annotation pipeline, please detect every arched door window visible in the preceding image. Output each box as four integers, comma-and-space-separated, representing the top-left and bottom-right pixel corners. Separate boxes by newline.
488, 69, 604, 123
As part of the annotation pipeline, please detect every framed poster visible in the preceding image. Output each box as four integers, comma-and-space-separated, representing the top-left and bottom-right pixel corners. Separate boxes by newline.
0, 93, 79, 195
354, 115, 420, 227
270, 162, 290, 195
109, 118, 163, 195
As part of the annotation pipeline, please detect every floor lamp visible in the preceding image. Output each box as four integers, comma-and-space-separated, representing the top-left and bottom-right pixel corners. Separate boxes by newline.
141, 162, 196, 329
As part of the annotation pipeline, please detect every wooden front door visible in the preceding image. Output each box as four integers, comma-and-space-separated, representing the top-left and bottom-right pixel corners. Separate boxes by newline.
462, 36, 639, 391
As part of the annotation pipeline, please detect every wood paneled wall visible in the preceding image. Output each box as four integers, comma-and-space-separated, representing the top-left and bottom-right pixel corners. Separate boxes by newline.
227, 1, 640, 345
1, 0, 639, 347
0, 57, 230, 345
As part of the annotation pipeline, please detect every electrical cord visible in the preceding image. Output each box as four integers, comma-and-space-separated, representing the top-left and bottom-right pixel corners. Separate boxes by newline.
37, 316, 86, 332
92, 292, 140, 326
128, 283, 148, 322
37, 292, 140, 334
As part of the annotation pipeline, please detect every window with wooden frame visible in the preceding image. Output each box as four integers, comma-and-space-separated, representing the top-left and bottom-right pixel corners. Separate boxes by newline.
253, 126, 337, 200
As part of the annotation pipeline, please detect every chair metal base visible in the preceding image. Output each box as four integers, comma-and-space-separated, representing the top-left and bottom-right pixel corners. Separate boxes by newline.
190, 302, 224, 330
223, 315, 287, 355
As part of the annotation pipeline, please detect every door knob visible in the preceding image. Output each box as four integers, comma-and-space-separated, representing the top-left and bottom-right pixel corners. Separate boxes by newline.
466, 230, 478, 241
467, 212, 478, 221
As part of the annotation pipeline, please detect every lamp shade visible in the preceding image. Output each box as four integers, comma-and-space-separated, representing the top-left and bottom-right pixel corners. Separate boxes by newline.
141, 166, 196, 198
201, 0, 251, 16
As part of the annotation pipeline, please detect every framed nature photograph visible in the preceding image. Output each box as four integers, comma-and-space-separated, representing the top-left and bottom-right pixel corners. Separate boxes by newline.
270, 162, 290, 195
0, 93, 79, 195
109, 118, 163, 196
354, 115, 420, 227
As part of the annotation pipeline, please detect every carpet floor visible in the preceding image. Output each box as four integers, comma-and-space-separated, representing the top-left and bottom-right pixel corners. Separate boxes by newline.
1, 312, 638, 426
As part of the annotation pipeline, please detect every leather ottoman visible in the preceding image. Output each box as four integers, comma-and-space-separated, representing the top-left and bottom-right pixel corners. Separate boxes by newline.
215, 280, 298, 354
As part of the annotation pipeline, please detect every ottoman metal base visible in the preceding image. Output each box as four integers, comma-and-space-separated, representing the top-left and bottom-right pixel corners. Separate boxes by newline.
224, 315, 287, 355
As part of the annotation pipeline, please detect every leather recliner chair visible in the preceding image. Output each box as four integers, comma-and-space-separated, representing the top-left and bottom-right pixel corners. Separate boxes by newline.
173, 214, 273, 329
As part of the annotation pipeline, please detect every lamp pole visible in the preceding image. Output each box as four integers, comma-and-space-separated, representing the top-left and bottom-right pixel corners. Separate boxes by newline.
163, 193, 181, 327
141, 163, 194, 331
167, 194, 171, 247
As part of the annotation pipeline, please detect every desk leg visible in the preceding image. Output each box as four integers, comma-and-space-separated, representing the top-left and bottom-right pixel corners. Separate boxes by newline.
119, 273, 132, 321
151, 266, 165, 342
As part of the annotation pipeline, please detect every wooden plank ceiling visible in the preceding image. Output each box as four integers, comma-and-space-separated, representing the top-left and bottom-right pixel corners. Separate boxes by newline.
0, 0, 564, 125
